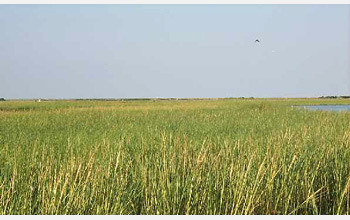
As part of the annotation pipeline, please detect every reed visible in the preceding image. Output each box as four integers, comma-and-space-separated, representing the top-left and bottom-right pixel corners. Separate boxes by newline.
0, 98, 350, 214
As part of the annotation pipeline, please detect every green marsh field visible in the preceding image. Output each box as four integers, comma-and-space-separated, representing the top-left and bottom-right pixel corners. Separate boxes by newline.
1, 98, 350, 214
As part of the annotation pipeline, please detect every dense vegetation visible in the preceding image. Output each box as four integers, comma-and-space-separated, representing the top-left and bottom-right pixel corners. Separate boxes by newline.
1, 99, 350, 214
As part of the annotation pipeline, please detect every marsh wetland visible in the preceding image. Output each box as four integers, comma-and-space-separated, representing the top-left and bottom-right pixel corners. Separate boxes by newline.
1, 98, 350, 214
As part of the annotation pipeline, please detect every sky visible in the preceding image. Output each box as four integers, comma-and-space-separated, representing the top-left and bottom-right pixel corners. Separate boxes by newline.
0, 4, 349, 99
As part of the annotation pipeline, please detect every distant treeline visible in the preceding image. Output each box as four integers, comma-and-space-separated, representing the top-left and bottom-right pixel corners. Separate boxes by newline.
319, 96, 350, 99
2, 97, 350, 102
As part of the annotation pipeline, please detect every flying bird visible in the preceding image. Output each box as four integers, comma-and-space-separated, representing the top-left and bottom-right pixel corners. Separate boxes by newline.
255, 39, 260, 43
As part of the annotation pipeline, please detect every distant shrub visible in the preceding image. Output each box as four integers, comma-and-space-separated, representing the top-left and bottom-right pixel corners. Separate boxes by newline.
319, 96, 338, 99
318, 95, 350, 99
0, 98, 5, 101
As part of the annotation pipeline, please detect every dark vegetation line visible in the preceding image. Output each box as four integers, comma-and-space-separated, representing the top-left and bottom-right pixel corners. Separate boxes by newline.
1, 96, 350, 102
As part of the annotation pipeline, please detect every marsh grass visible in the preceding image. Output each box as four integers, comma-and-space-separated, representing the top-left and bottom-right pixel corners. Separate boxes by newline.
1, 99, 350, 214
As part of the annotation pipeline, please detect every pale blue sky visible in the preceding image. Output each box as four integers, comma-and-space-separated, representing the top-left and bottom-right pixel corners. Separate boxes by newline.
0, 5, 349, 99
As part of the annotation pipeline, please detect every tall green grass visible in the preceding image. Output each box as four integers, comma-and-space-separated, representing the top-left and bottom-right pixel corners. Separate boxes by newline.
1, 99, 350, 214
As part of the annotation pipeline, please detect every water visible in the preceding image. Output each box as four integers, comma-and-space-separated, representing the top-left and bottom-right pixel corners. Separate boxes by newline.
296, 105, 350, 112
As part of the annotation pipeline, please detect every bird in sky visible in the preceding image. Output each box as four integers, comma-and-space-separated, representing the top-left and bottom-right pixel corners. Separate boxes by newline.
255, 39, 260, 43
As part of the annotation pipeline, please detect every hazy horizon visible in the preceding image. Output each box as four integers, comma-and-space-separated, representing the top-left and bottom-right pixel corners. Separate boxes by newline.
1, 5, 349, 99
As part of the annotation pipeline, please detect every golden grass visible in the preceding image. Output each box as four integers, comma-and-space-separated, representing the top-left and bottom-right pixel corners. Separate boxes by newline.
0, 98, 350, 214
